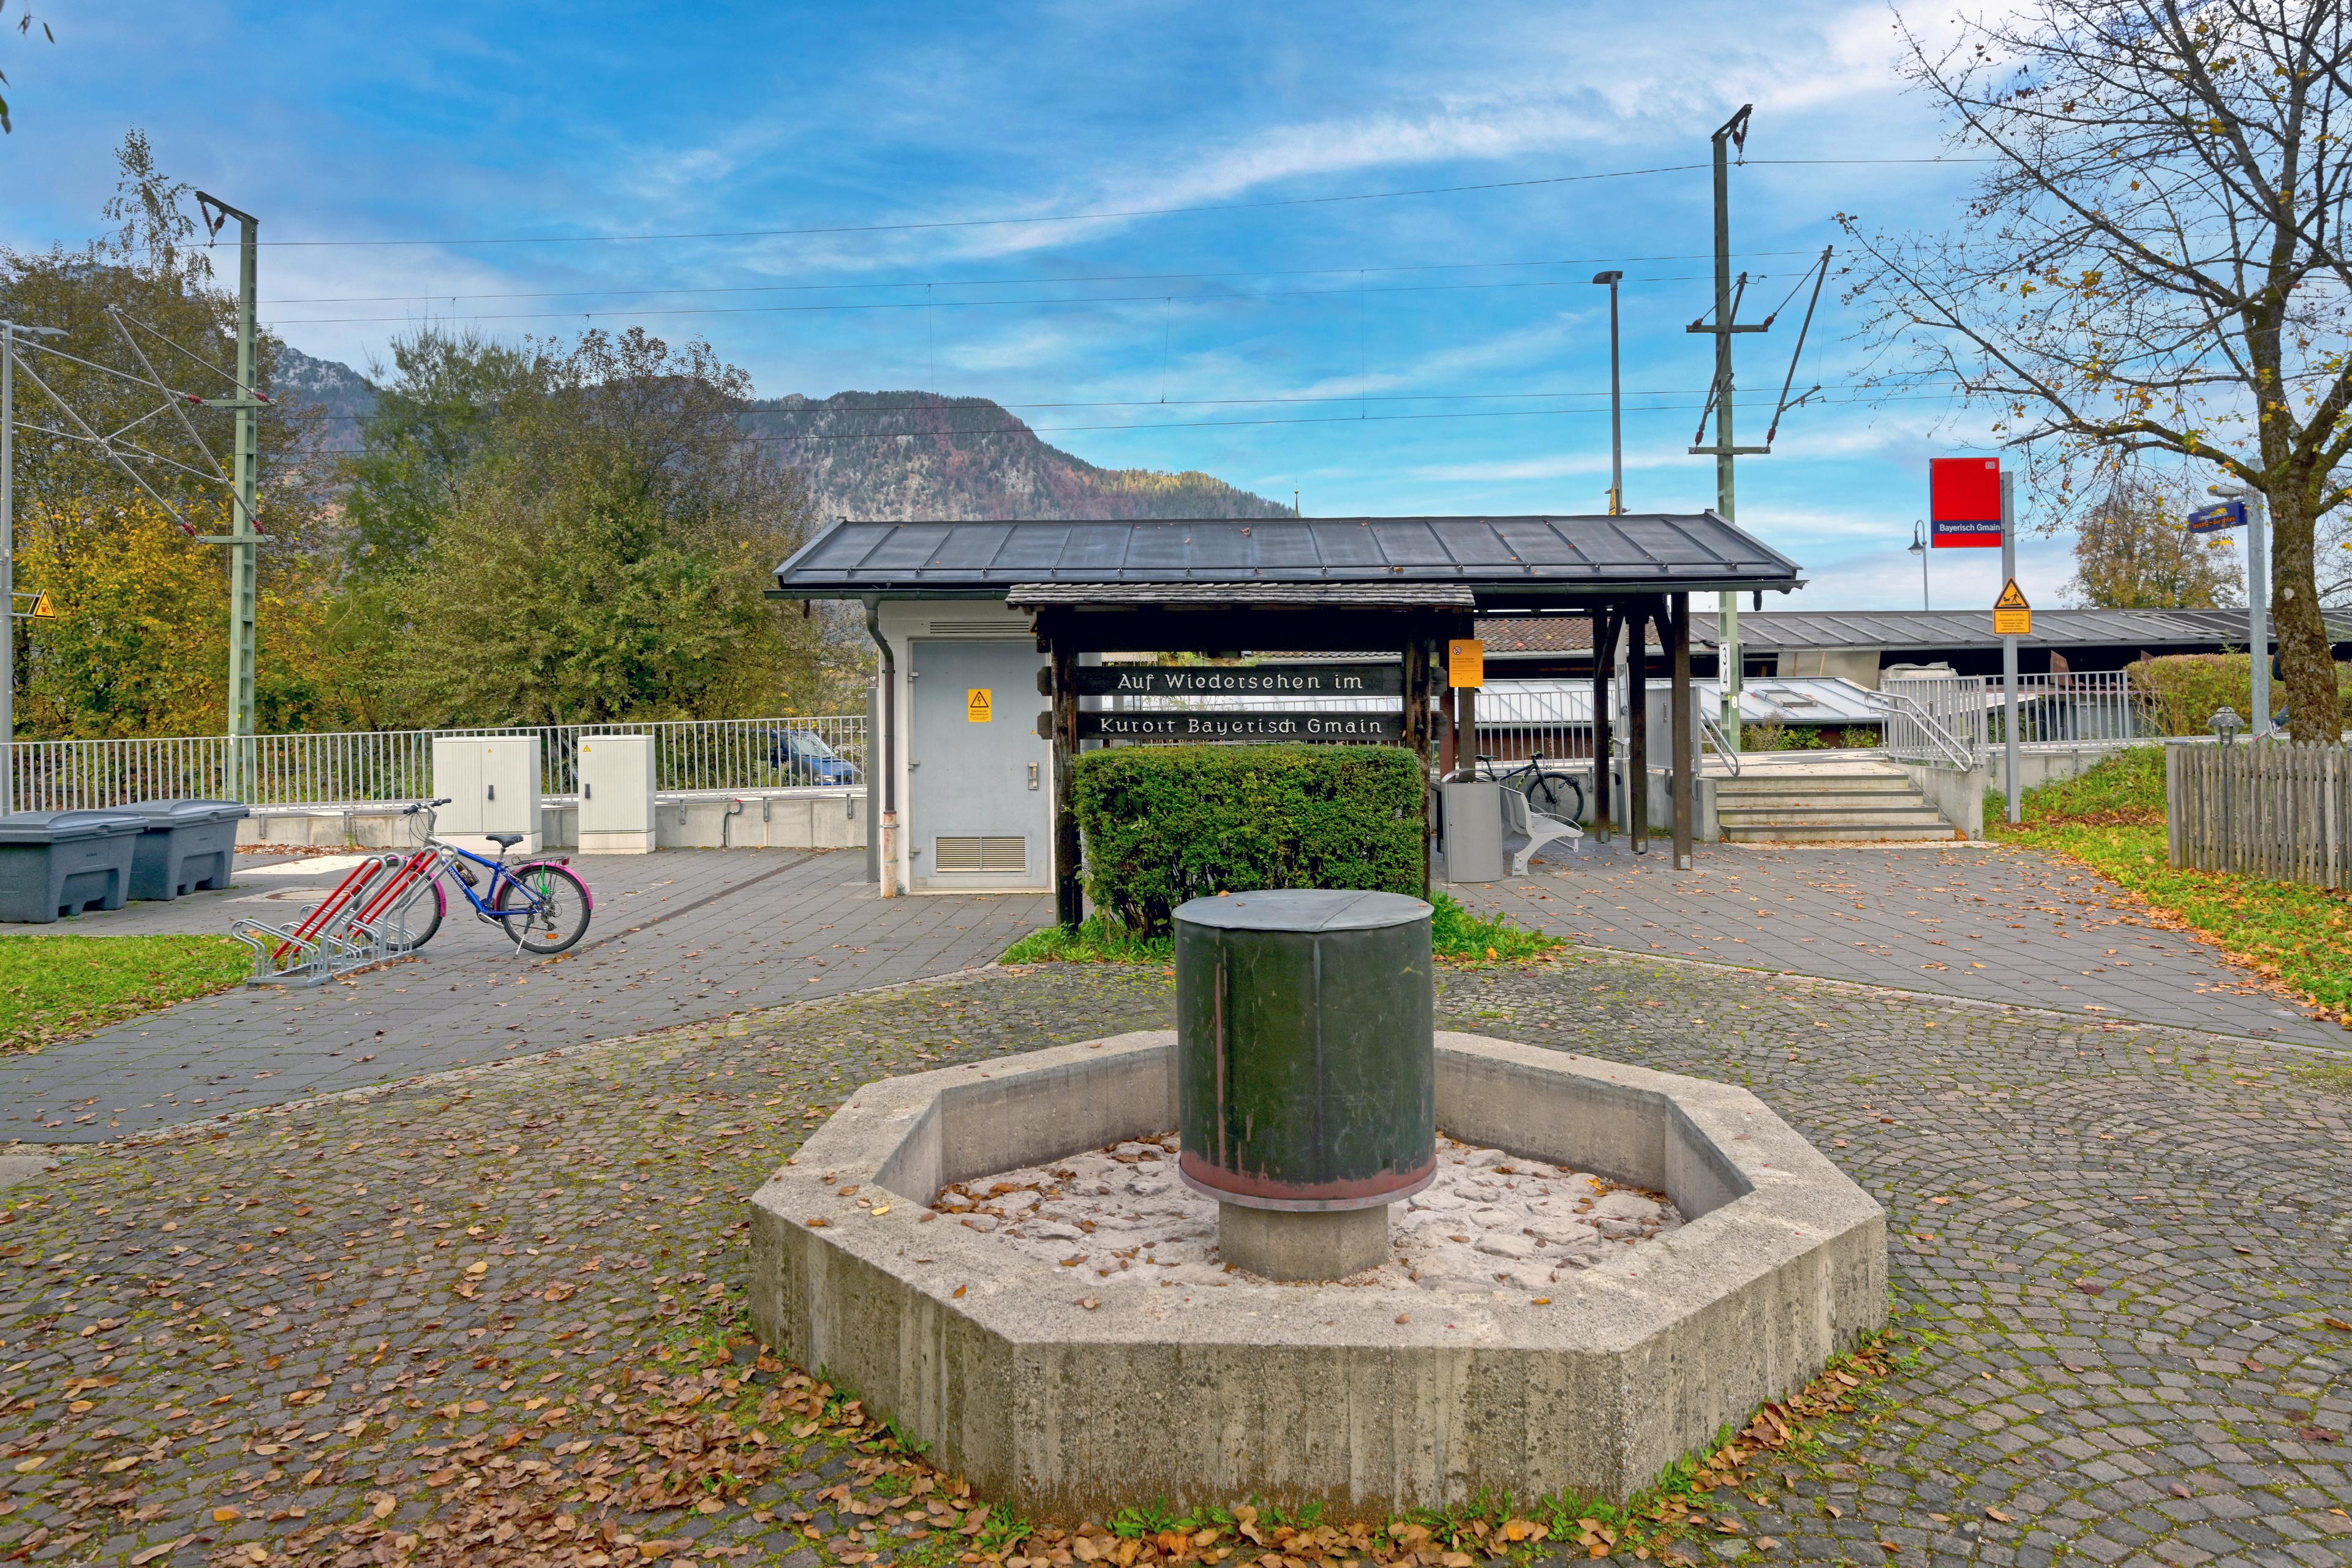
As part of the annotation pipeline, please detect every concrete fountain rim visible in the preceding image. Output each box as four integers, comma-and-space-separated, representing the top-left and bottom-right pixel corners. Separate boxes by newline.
750, 1028, 1883, 1356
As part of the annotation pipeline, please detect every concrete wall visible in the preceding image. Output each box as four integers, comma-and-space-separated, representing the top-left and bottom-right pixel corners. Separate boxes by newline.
239, 786, 866, 851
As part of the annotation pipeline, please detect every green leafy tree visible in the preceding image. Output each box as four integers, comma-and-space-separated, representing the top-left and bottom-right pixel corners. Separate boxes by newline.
379, 328, 827, 725
341, 329, 540, 579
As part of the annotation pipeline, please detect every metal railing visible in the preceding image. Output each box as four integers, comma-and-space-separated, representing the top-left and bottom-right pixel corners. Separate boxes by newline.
1880, 670, 2144, 769
1863, 687, 1976, 771
9, 715, 869, 812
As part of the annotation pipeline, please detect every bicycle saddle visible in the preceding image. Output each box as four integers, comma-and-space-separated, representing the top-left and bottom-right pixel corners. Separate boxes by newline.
485, 832, 526, 849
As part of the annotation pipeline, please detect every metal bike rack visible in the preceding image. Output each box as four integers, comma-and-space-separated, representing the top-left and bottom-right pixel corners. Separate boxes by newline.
228, 852, 410, 987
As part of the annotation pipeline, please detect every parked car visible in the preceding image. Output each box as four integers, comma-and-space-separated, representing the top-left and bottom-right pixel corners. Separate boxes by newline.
769, 727, 862, 785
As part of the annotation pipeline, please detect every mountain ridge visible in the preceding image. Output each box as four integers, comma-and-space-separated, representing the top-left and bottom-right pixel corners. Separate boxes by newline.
271, 351, 1291, 519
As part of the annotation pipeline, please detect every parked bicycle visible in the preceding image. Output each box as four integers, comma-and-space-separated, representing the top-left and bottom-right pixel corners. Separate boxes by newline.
353, 799, 595, 957
1476, 752, 1587, 823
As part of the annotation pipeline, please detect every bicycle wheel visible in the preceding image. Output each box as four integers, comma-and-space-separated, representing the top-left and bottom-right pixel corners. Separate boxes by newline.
382, 874, 447, 954
1528, 771, 1585, 823
493, 862, 594, 956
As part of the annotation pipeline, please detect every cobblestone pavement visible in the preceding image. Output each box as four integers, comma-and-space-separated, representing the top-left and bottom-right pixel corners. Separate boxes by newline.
1, 850, 1050, 1142
0, 956, 2344, 1566
1449, 839, 2352, 1049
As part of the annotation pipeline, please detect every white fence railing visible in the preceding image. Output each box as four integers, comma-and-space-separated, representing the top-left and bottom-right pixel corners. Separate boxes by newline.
1880, 671, 2145, 767
9, 716, 868, 813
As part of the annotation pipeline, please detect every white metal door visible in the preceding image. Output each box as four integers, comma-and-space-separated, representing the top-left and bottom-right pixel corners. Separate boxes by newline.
909, 639, 1051, 890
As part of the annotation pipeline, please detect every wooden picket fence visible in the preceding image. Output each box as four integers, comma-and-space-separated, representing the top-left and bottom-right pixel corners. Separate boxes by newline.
2166, 739, 2352, 889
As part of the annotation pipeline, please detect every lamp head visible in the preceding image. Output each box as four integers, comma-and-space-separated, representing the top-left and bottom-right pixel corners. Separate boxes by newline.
1591, 270, 1624, 287
2209, 706, 2245, 742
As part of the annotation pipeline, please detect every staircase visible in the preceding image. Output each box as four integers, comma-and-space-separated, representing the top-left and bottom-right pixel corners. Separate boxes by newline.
1713, 756, 1961, 842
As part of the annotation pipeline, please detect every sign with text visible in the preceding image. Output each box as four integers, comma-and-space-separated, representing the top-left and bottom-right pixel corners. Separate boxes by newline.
1078, 710, 1403, 743
1447, 638, 1485, 689
1068, 662, 1402, 698
1992, 578, 2032, 637
1931, 456, 2003, 547
966, 688, 993, 723
2188, 499, 2247, 533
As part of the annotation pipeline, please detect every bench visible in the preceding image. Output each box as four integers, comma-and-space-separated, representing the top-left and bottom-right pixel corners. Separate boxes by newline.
1500, 786, 1584, 873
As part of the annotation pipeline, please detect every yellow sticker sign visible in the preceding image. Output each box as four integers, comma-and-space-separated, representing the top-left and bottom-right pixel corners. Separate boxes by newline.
28, 590, 55, 619
1447, 638, 1485, 690
1992, 578, 2031, 636
966, 687, 993, 723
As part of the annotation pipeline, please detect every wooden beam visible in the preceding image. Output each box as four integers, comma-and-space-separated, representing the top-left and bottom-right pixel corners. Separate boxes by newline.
1404, 637, 1434, 897
1670, 592, 1694, 872
1590, 607, 1615, 842
1050, 641, 1083, 928
1626, 600, 1649, 853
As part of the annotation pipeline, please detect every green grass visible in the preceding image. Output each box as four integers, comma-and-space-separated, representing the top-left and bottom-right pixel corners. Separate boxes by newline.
1993, 747, 2352, 1019
1000, 891, 1561, 967
0, 933, 249, 1055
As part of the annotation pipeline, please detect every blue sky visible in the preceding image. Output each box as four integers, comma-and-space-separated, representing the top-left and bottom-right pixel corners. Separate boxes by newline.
4, 0, 2076, 608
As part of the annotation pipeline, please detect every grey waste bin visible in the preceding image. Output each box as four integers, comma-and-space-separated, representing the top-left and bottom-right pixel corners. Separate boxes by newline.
118, 799, 250, 901
1439, 781, 1507, 883
0, 811, 146, 922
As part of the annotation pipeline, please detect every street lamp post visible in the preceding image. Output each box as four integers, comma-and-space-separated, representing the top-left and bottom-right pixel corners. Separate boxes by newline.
2207, 483, 2272, 737
1591, 271, 1625, 516
1907, 520, 1929, 611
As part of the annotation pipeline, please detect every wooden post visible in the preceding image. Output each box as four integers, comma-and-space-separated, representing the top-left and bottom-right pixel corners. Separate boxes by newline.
1051, 639, 1083, 929
1404, 638, 1434, 897
1626, 601, 1649, 851
1591, 606, 1616, 842
1670, 592, 1694, 871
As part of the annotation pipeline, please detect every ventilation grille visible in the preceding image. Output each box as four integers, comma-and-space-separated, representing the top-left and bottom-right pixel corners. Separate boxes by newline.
926, 620, 1027, 636
933, 835, 1027, 873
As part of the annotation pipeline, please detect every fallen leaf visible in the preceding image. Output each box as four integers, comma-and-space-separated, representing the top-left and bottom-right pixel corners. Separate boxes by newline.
372, 1494, 396, 1520
212, 1507, 241, 1524
870, 1204, 891, 1216
2299, 1427, 2341, 1444
130, 1542, 187, 1566
1984, 1509, 2011, 1524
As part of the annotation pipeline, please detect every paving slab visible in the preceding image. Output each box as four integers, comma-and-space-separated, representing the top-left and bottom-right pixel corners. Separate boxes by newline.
1449, 838, 2352, 1049
1, 848, 1050, 1142
0, 958, 2342, 1566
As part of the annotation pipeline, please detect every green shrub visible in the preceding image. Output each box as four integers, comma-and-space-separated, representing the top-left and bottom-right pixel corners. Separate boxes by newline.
2127, 652, 2352, 736
1001, 891, 1561, 966
1070, 744, 1424, 935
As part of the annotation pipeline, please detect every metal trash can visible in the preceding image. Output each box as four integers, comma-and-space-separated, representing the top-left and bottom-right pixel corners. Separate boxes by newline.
1440, 780, 1507, 883
0, 811, 147, 923
116, 799, 250, 901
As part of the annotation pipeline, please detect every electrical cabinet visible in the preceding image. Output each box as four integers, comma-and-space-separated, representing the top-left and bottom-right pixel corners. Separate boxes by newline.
577, 734, 655, 854
430, 736, 543, 854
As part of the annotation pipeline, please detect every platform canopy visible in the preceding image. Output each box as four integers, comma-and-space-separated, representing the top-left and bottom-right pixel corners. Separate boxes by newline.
771, 513, 1800, 606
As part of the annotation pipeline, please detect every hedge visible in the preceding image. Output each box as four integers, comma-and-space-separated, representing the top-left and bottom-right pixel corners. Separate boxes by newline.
1069, 744, 1425, 935
2127, 652, 2352, 736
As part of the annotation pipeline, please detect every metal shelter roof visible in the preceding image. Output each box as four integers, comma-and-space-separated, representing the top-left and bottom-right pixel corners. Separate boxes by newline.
1687, 607, 2352, 652
772, 514, 1801, 601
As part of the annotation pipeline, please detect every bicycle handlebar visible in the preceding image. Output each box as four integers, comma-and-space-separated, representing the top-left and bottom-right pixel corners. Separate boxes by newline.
404, 797, 454, 814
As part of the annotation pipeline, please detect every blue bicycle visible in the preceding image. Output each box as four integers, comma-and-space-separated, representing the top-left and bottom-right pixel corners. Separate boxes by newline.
354, 799, 595, 957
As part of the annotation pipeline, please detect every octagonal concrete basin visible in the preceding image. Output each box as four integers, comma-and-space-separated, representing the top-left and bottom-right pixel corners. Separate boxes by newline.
747, 1031, 1885, 1517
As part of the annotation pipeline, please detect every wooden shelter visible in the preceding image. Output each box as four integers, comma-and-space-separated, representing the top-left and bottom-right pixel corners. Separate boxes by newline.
774, 513, 1801, 920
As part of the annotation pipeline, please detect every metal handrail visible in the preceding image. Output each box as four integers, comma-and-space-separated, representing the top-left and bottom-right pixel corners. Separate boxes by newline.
1697, 709, 1743, 777
1863, 688, 1974, 771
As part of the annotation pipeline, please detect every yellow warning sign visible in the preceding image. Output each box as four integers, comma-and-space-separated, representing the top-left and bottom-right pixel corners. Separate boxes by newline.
1447, 638, 1485, 689
28, 590, 56, 619
966, 687, 993, 723
1992, 578, 2031, 636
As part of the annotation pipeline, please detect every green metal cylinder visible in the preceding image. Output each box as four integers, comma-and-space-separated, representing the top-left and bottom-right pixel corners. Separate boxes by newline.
1175, 888, 1435, 1211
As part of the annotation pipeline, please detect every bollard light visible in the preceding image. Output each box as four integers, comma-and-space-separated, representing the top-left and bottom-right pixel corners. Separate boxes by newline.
2209, 706, 2245, 745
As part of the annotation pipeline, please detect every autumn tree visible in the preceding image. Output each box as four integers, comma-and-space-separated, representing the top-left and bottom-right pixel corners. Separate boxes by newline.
1, 132, 347, 737
2067, 478, 2246, 606
1846, 0, 2352, 736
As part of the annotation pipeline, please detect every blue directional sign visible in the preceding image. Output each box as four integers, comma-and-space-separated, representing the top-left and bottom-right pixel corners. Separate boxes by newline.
2188, 499, 2247, 533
